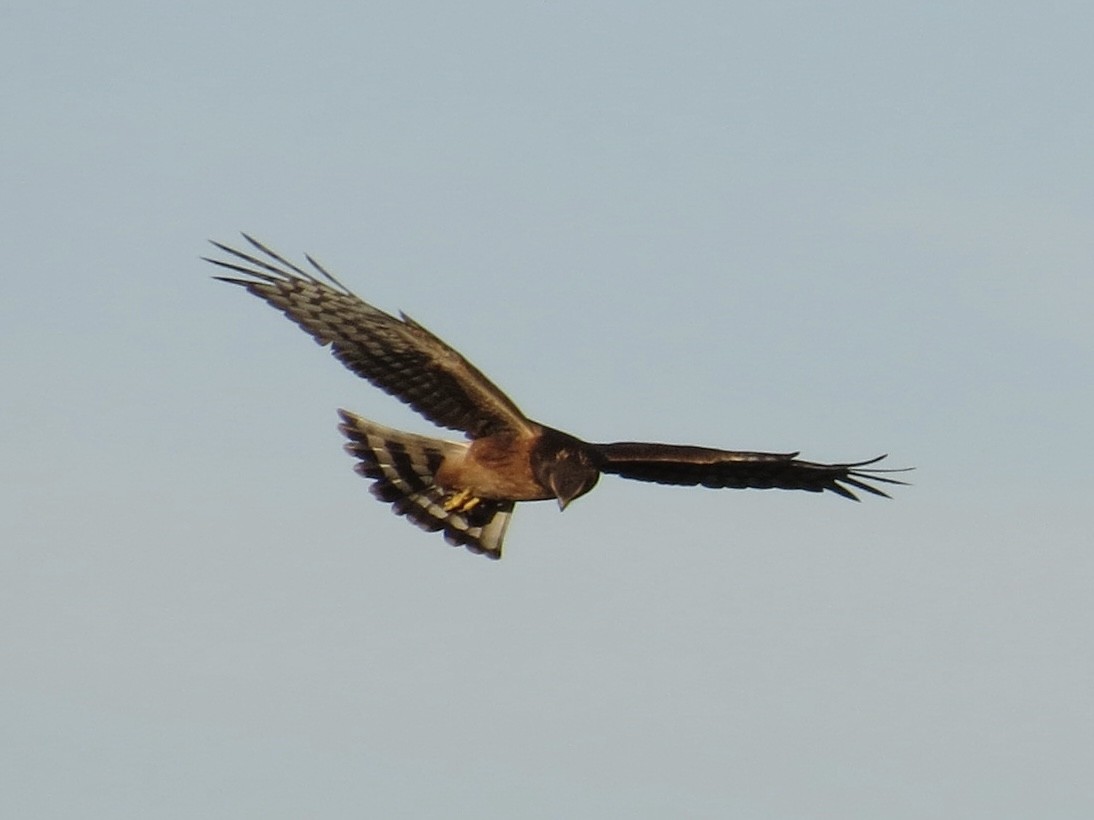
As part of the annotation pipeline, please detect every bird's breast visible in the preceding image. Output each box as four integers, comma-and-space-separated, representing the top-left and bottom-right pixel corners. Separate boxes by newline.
434, 432, 553, 501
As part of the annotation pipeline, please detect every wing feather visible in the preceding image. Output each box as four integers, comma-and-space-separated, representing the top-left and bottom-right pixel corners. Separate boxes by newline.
593, 442, 909, 500
206, 235, 534, 439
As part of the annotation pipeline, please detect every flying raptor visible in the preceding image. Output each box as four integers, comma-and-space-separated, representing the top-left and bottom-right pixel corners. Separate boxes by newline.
208, 235, 908, 559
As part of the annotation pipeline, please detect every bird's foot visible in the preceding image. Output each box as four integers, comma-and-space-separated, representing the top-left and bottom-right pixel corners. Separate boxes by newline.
443, 488, 482, 513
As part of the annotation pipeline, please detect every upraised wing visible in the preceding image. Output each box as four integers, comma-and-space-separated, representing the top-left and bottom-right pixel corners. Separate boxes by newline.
592, 443, 909, 500
206, 235, 535, 440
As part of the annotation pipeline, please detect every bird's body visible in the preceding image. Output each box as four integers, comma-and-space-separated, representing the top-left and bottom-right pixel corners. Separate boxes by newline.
208, 235, 908, 559
436, 428, 554, 503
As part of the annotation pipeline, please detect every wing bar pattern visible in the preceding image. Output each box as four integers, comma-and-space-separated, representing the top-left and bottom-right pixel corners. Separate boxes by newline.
206, 235, 533, 439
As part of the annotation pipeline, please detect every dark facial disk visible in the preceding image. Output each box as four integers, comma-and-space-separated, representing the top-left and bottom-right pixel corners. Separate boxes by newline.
534, 429, 601, 510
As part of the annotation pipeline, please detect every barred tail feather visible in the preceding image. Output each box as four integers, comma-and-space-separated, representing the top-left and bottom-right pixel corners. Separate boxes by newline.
337, 410, 514, 559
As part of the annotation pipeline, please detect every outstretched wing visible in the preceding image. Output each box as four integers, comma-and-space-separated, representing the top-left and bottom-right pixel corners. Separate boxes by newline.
206, 235, 535, 440
593, 443, 909, 500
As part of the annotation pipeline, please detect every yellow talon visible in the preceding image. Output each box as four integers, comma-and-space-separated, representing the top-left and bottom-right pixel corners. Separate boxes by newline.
443, 488, 480, 513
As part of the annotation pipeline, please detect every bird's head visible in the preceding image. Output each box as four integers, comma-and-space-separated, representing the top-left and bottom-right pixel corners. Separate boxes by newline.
535, 435, 600, 511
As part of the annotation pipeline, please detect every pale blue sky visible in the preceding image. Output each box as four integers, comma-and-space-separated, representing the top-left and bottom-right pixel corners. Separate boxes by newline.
3, 2, 1092, 817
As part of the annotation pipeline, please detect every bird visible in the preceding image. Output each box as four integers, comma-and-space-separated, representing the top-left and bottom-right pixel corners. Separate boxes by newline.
207, 234, 909, 559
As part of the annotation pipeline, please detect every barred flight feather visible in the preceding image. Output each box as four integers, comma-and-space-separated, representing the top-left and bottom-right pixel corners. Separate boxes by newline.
338, 410, 514, 558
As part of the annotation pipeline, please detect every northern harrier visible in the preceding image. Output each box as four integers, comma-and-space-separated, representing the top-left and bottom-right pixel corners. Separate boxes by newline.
208, 235, 908, 559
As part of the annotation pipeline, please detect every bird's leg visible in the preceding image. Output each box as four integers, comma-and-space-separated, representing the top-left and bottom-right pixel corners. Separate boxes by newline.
443, 488, 481, 513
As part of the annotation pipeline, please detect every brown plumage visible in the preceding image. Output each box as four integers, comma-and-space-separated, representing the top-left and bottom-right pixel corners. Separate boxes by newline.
208, 234, 909, 559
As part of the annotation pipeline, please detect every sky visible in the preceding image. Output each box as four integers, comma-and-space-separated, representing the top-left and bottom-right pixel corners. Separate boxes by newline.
3, 1, 1093, 817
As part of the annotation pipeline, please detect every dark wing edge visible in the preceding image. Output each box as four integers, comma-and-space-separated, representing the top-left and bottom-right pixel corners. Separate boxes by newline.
205, 234, 535, 440
592, 442, 911, 500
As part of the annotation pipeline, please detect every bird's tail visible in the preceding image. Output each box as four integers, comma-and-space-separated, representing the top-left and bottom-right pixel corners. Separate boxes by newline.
337, 410, 514, 559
